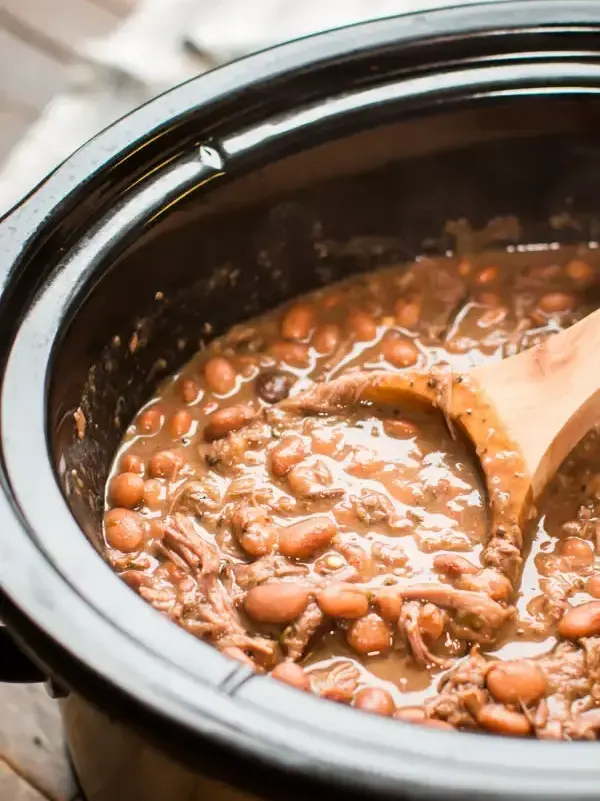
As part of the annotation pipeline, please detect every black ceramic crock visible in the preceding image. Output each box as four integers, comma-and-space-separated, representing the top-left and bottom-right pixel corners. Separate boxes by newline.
1, 3, 600, 800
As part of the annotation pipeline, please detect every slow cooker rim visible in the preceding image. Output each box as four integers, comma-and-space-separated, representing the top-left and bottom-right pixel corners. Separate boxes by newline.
2, 4, 600, 799
2, 0, 600, 266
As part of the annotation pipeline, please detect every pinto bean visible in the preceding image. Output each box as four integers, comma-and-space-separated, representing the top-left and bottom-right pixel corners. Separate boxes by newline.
457, 258, 472, 277
474, 266, 498, 285
108, 472, 145, 509
560, 537, 594, 564
244, 583, 309, 624
204, 405, 255, 441
269, 341, 309, 367
538, 292, 575, 315
204, 357, 237, 395
373, 589, 404, 622
104, 508, 145, 552
312, 323, 341, 354
137, 405, 163, 434
348, 310, 377, 341
317, 584, 369, 619
457, 569, 513, 604
231, 505, 278, 557
381, 334, 419, 368
281, 303, 316, 341
419, 604, 447, 640
169, 409, 192, 438
394, 706, 453, 729
565, 258, 595, 283
477, 704, 532, 736
120, 453, 144, 474
394, 298, 421, 329
321, 290, 342, 310
346, 614, 391, 655
321, 685, 354, 704
354, 687, 395, 716
586, 575, 600, 598
271, 661, 311, 691
279, 517, 337, 559
179, 377, 201, 404
486, 660, 547, 706
255, 369, 296, 404
270, 436, 307, 478
557, 601, 600, 639
149, 450, 182, 479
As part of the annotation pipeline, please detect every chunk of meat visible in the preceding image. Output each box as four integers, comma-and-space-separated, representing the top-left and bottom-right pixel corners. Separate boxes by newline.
434, 556, 513, 603
481, 533, 522, 586
287, 460, 345, 501
532, 640, 598, 739
350, 489, 403, 528
433, 554, 479, 578
371, 539, 409, 571
231, 504, 279, 557
397, 583, 513, 644
281, 601, 325, 660
139, 582, 180, 616
206, 420, 273, 471
584, 636, 600, 703
163, 513, 220, 576
170, 478, 222, 518
184, 575, 277, 663
427, 648, 490, 727
542, 574, 584, 623
334, 535, 376, 579
426, 639, 600, 738
398, 602, 452, 668
567, 708, 600, 739
234, 554, 309, 590
309, 660, 361, 703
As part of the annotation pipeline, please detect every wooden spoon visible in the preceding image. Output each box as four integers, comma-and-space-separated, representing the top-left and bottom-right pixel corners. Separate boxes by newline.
283, 307, 600, 581
469, 305, 600, 501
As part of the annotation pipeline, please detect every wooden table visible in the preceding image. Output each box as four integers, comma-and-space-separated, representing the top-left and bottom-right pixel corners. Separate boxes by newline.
0, 12, 140, 801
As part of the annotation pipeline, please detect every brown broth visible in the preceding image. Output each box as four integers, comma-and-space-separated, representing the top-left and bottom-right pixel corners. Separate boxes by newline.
102, 245, 600, 736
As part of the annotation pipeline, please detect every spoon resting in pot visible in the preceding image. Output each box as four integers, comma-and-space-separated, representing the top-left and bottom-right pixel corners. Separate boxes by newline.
282, 307, 600, 581
468, 305, 600, 501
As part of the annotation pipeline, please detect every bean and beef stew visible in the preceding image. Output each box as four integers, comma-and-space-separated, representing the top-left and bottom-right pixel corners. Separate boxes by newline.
101, 247, 600, 738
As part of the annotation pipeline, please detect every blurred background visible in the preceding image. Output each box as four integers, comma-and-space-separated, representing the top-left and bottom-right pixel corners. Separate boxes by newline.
0, 0, 490, 217
0, 0, 487, 798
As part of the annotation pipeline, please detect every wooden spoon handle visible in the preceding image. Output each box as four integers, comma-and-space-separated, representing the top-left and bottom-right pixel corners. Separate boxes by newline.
472, 307, 600, 499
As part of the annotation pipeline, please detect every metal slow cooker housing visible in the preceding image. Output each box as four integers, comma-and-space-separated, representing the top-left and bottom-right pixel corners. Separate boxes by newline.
1, 3, 600, 800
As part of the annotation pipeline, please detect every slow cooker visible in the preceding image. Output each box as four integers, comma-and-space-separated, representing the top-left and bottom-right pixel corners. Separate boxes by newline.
1, 3, 599, 799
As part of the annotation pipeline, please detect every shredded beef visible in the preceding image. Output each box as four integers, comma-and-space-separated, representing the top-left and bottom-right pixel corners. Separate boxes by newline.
282, 601, 325, 660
